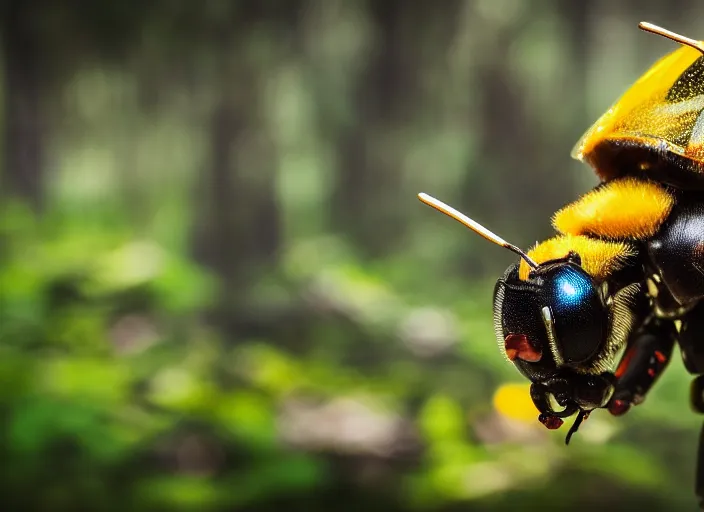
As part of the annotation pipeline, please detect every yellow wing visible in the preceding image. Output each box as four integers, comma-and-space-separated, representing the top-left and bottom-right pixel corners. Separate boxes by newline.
573, 45, 704, 186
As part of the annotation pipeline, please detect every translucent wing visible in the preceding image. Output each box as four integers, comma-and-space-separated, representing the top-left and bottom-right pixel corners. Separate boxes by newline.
573, 45, 704, 188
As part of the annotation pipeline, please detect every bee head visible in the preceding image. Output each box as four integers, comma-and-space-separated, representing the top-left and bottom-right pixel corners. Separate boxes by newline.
418, 193, 614, 442
493, 253, 614, 438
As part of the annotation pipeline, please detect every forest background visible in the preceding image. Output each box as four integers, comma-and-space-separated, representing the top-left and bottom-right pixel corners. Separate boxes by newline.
0, 1, 700, 510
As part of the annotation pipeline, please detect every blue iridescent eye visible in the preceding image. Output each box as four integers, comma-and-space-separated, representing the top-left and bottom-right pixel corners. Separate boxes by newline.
546, 265, 607, 365
553, 267, 593, 311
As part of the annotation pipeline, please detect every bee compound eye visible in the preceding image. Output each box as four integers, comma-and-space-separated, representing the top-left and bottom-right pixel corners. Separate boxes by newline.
548, 266, 607, 364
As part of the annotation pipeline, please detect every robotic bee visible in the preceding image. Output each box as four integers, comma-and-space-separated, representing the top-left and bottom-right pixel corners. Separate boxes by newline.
419, 21, 704, 506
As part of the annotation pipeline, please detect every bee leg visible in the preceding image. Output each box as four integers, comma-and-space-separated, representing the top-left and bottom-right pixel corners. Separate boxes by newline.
677, 302, 704, 509
697, 423, 704, 511
690, 375, 704, 509
678, 301, 704, 375
692, 379, 704, 510
607, 318, 677, 416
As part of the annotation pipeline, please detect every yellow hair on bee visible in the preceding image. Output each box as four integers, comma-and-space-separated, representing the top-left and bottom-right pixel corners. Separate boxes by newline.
518, 234, 637, 281
552, 177, 674, 240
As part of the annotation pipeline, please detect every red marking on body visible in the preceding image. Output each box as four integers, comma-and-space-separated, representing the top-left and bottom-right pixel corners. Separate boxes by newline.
504, 334, 542, 362
538, 413, 563, 430
609, 399, 630, 416
654, 350, 667, 363
648, 368, 656, 378
615, 347, 636, 378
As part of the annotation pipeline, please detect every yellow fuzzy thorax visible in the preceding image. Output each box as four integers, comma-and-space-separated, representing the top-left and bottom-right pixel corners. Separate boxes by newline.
552, 177, 674, 240
518, 234, 637, 281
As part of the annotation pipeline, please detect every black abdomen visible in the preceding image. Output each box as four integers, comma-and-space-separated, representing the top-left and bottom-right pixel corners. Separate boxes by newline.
648, 194, 704, 309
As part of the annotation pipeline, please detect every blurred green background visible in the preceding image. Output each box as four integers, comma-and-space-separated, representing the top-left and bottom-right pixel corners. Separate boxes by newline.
1, 1, 703, 510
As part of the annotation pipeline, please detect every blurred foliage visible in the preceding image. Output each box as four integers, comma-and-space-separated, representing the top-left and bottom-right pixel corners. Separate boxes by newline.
1, 1, 704, 511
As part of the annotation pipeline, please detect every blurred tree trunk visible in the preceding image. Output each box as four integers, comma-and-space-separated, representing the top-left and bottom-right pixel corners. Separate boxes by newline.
190, 4, 305, 331
471, 29, 535, 231
191, 40, 277, 317
0, 0, 156, 212
467, 3, 591, 264
557, 1, 589, 131
330, 0, 407, 258
330, 1, 462, 259
0, 0, 47, 210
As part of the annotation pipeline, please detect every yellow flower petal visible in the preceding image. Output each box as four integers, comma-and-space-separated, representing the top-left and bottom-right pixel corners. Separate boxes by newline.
492, 383, 538, 423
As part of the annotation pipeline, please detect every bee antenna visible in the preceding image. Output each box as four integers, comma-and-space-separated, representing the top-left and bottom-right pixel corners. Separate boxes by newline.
417, 192, 538, 269
639, 22, 704, 56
